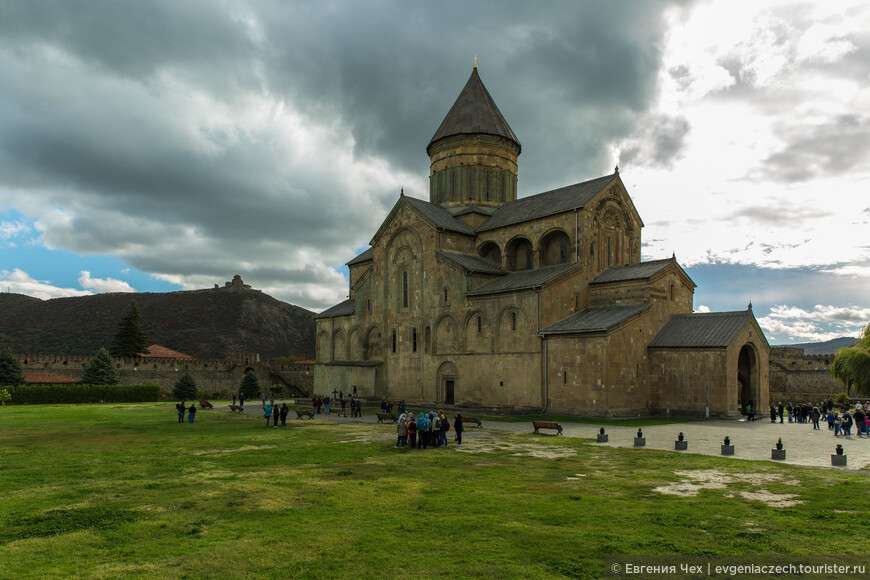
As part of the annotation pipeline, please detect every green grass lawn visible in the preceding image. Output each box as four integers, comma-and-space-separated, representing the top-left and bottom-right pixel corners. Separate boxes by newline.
1, 403, 868, 579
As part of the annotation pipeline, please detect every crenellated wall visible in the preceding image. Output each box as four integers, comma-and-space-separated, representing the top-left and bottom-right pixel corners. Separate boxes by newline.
17, 353, 314, 397
769, 346, 843, 402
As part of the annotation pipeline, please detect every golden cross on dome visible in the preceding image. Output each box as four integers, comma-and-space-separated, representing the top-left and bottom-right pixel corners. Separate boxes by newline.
473, 54, 479, 69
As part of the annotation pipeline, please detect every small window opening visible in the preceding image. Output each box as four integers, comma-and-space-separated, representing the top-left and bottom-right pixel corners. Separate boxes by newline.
477, 316, 482, 334
402, 271, 409, 308
412, 328, 417, 352
392, 330, 397, 353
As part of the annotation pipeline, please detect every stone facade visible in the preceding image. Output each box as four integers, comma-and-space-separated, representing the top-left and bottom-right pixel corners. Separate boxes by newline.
769, 346, 844, 402
18, 353, 314, 396
315, 67, 770, 417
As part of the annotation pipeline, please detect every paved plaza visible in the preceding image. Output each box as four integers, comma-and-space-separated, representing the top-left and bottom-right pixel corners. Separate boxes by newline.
322, 410, 869, 470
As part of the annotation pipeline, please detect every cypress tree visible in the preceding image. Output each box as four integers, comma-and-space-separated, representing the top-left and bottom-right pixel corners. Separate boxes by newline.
239, 371, 261, 400
110, 299, 150, 358
81, 347, 120, 385
0, 347, 26, 386
172, 373, 198, 400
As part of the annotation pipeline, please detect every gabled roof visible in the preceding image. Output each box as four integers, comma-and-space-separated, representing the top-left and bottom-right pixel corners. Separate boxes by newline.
648, 310, 755, 348
314, 298, 355, 319
466, 262, 580, 296
140, 344, 195, 359
346, 247, 374, 266
475, 174, 616, 232
403, 197, 476, 235
437, 251, 506, 275
539, 305, 651, 336
452, 205, 495, 218
370, 195, 476, 246
591, 257, 694, 287
427, 67, 520, 154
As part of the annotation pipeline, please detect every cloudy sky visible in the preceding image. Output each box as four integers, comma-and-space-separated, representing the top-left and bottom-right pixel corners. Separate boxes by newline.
1, 0, 868, 344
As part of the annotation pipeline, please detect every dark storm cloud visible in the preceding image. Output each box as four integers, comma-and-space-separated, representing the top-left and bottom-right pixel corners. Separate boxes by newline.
0, 0, 684, 308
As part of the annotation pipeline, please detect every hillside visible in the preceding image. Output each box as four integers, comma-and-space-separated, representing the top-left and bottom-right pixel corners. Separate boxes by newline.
784, 336, 858, 355
0, 283, 316, 360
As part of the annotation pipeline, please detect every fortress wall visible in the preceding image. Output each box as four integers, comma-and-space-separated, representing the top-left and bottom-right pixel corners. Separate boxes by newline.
17, 354, 314, 397
769, 347, 844, 402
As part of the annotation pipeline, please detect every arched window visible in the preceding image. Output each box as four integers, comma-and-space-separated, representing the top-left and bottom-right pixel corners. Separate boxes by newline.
392, 330, 397, 353
512, 312, 517, 331
443, 287, 448, 304
412, 328, 417, 352
402, 271, 409, 308
477, 316, 482, 333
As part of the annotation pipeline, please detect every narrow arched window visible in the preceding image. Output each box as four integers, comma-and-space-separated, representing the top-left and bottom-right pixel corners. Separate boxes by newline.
512, 312, 517, 331
443, 287, 448, 304
392, 330, 397, 353
402, 271, 409, 308
412, 328, 417, 352
477, 316, 482, 334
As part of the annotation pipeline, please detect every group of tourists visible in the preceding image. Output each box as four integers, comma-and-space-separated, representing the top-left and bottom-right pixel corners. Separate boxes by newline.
231, 392, 246, 408
176, 401, 197, 423
394, 410, 464, 449
263, 402, 290, 427
749, 399, 870, 438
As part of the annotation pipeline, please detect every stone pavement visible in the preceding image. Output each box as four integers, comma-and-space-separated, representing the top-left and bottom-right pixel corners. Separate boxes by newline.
323, 410, 869, 470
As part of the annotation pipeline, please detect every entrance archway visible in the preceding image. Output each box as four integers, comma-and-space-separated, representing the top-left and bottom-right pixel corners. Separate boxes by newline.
737, 344, 756, 414
437, 361, 458, 405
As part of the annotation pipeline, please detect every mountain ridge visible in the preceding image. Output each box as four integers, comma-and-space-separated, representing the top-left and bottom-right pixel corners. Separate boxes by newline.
0, 284, 315, 360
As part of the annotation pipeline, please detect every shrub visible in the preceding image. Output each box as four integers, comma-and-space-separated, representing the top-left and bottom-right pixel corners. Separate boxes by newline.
172, 373, 197, 400
0, 388, 11, 406
6, 384, 161, 404
834, 392, 851, 406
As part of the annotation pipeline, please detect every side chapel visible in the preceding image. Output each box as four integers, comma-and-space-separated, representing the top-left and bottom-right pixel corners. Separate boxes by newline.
315, 66, 769, 417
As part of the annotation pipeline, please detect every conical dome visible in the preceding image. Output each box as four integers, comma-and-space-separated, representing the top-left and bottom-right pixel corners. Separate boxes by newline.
427, 67, 520, 154
427, 68, 521, 209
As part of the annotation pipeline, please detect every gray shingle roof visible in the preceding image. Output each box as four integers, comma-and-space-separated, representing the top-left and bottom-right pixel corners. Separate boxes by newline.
346, 247, 374, 266
437, 251, 506, 275
404, 196, 476, 236
314, 298, 355, 319
539, 305, 651, 335
648, 310, 753, 348
591, 258, 678, 284
427, 68, 520, 153
476, 174, 616, 232
466, 262, 580, 296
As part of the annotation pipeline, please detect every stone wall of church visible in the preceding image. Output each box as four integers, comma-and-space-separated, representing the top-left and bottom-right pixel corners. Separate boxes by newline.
428, 134, 519, 207
544, 312, 652, 415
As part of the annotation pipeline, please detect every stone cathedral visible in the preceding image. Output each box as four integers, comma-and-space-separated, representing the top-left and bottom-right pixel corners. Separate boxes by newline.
315, 66, 770, 417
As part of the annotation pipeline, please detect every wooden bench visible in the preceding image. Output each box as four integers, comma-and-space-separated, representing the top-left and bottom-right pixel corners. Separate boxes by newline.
199, 399, 214, 409
295, 409, 314, 419
457, 415, 482, 428
376, 413, 397, 424
228, 404, 244, 413
532, 421, 563, 435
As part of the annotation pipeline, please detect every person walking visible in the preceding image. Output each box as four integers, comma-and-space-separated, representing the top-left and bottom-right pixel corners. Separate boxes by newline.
264, 402, 272, 427
777, 402, 784, 423
439, 411, 450, 447
238, 392, 245, 409
324, 396, 330, 415
187, 403, 196, 424
454, 413, 464, 447
176, 400, 186, 423
280, 402, 289, 426
232, 393, 237, 407
811, 406, 821, 429
339, 397, 347, 417
272, 403, 280, 428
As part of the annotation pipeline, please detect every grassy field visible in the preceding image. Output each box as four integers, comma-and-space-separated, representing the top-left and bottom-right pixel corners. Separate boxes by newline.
1, 402, 868, 579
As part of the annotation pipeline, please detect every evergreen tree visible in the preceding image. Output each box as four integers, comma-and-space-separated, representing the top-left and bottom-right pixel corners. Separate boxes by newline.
172, 373, 198, 400
239, 371, 261, 400
81, 347, 120, 385
110, 299, 150, 358
830, 324, 870, 397
0, 347, 25, 386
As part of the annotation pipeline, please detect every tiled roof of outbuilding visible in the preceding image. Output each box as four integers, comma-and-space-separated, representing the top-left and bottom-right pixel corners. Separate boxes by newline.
475, 174, 616, 232
140, 344, 194, 359
437, 251, 506, 275
427, 67, 520, 153
539, 305, 651, 335
648, 310, 753, 348
591, 257, 685, 285
314, 298, 355, 319
466, 262, 580, 296
24, 373, 78, 384
325, 360, 382, 367
346, 247, 374, 266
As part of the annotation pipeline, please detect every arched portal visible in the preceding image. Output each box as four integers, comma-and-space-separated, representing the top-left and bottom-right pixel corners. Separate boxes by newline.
737, 344, 757, 414
478, 241, 502, 266
437, 361, 458, 405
